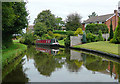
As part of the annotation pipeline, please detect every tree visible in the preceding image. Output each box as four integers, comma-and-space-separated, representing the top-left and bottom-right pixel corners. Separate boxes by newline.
65, 13, 82, 31
55, 17, 65, 30
109, 20, 114, 40
97, 30, 104, 41
34, 10, 56, 31
111, 17, 120, 44
74, 28, 83, 36
88, 12, 98, 18
2, 2, 28, 48
82, 32, 87, 43
34, 22, 47, 37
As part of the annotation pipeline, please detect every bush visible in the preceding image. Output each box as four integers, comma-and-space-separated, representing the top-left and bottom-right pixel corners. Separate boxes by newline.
86, 33, 98, 43
86, 24, 108, 34
82, 32, 87, 43
111, 18, 120, 44
48, 31, 54, 38
97, 30, 104, 41
74, 28, 83, 36
20, 31, 38, 45
53, 30, 75, 35
64, 31, 75, 47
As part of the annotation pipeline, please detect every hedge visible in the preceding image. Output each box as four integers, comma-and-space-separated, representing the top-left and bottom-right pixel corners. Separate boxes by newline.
53, 30, 75, 35
85, 24, 108, 34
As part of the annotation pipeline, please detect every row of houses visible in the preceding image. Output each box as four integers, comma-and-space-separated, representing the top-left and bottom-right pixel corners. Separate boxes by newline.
27, 10, 119, 32
82, 10, 119, 31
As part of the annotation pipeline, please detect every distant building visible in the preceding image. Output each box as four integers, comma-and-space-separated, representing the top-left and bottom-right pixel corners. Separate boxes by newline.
82, 10, 119, 32
26, 25, 34, 32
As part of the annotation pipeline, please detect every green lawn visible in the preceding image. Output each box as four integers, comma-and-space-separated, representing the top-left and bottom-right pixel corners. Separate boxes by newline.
2, 40, 27, 68
74, 41, 119, 55
58, 40, 64, 46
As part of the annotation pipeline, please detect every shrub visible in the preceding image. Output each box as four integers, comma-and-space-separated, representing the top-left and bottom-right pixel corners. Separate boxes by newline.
74, 28, 83, 36
64, 31, 75, 47
109, 20, 114, 40
111, 18, 120, 44
48, 31, 54, 38
86, 33, 98, 43
82, 32, 87, 43
97, 30, 104, 41
86, 24, 108, 34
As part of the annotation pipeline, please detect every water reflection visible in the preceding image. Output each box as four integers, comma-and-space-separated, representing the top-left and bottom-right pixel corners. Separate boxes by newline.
2, 45, 120, 82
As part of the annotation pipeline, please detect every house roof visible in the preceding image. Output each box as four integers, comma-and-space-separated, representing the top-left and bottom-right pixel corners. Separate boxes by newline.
83, 13, 115, 23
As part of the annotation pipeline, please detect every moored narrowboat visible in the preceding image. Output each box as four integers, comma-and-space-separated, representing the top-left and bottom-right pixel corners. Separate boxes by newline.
36, 38, 59, 46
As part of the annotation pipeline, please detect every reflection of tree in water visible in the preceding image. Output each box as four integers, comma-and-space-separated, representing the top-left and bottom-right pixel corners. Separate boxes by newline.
114, 63, 120, 83
66, 55, 83, 72
34, 52, 64, 77
2, 59, 29, 83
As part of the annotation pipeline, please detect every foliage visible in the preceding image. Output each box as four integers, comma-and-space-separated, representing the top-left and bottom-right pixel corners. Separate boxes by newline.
82, 32, 87, 43
65, 13, 82, 31
54, 34, 66, 40
34, 10, 56, 31
74, 28, 83, 36
2, 42, 27, 68
109, 20, 114, 40
65, 31, 75, 47
20, 30, 39, 45
97, 30, 104, 41
85, 24, 108, 34
53, 30, 75, 35
88, 12, 98, 18
86, 33, 98, 43
2, 2, 28, 48
40, 34, 52, 40
111, 17, 120, 44
34, 22, 47, 36
54, 17, 65, 30
48, 31, 54, 38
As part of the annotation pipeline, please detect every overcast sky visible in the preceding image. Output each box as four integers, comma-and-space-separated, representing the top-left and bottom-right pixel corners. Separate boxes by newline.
26, 0, 120, 25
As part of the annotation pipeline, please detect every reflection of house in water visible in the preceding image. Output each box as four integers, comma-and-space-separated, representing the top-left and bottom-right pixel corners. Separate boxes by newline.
36, 45, 59, 56
70, 50, 83, 61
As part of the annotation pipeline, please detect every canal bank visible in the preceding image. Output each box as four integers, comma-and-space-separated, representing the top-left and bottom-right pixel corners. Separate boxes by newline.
58, 41, 120, 59
2, 40, 27, 68
2, 45, 120, 83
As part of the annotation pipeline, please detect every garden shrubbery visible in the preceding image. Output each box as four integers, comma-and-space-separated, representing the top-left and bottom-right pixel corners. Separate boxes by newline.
86, 33, 98, 43
65, 31, 75, 47
86, 24, 108, 34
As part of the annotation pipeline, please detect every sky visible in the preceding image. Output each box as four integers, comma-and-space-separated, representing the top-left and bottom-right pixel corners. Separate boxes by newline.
26, 0, 120, 25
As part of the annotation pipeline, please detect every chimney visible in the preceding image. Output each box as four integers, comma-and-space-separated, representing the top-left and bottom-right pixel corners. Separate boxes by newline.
114, 10, 117, 14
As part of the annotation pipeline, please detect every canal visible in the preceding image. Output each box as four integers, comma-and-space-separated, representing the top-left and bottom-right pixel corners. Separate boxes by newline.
2, 45, 120, 83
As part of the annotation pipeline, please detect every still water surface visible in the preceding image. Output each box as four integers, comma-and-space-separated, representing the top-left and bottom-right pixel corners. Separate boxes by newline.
2, 45, 120, 83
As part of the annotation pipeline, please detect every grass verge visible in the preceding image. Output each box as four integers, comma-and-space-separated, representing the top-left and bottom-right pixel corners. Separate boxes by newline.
2, 40, 27, 68
58, 40, 64, 46
74, 41, 119, 55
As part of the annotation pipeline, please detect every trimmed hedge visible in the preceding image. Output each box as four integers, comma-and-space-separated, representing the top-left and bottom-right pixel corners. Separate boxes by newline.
53, 30, 75, 35
86, 24, 108, 34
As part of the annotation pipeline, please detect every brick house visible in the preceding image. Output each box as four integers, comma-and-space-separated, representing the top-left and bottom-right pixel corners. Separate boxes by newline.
82, 10, 119, 32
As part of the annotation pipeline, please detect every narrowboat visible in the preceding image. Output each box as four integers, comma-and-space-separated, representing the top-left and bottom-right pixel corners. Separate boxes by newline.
36, 38, 59, 46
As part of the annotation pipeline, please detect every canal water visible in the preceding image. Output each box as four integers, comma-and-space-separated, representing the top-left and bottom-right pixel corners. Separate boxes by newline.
2, 45, 120, 83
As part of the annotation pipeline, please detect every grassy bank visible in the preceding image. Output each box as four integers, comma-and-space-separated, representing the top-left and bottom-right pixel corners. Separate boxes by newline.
74, 41, 119, 55
2, 40, 27, 68
58, 40, 64, 46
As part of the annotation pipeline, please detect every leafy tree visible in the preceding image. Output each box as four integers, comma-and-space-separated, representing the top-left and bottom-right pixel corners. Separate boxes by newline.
111, 17, 120, 44
2, 2, 28, 48
82, 32, 87, 43
109, 20, 114, 40
88, 12, 98, 18
97, 30, 104, 41
65, 13, 82, 31
34, 22, 47, 37
74, 28, 83, 36
34, 10, 56, 31
55, 17, 65, 30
